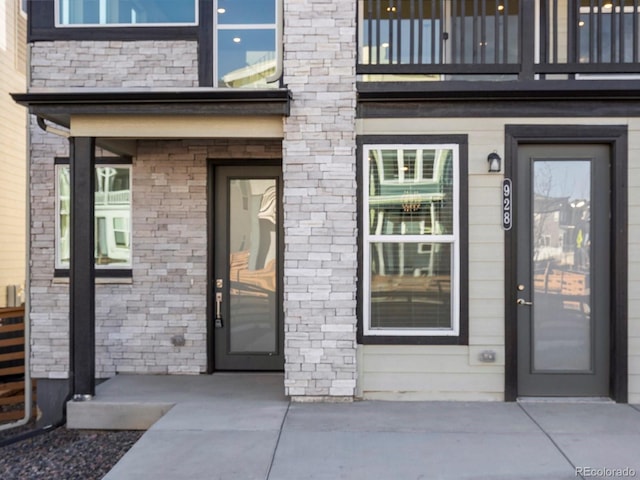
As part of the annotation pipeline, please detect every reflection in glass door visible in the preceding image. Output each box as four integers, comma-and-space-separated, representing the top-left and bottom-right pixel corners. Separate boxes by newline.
532, 161, 591, 372
228, 179, 277, 354
213, 165, 283, 371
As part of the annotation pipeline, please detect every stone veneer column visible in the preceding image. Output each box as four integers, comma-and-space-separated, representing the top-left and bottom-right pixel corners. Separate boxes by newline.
282, 0, 358, 399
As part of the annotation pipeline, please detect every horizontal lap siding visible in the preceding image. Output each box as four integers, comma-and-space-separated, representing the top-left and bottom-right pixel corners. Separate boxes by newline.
0, 0, 27, 308
358, 117, 640, 402
627, 124, 640, 403
359, 346, 503, 401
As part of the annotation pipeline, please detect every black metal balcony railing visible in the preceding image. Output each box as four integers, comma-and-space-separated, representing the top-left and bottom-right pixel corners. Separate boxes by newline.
358, 0, 640, 79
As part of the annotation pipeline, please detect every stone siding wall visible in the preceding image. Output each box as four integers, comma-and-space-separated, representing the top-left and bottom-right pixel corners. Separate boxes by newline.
28, 133, 282, 378
31, 40, 198, 88
282, 0, 358, 398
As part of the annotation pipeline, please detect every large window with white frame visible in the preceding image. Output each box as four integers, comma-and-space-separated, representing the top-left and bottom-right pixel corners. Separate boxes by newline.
56, 0, 197, 26
55, 160, 132, 272
363, 143, 462, 337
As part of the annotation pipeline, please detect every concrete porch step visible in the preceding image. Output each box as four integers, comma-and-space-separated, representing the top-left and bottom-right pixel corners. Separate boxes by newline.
66, 400, 174, 430
64, 373, 287, 430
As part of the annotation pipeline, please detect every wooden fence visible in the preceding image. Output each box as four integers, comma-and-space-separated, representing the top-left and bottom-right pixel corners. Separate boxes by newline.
0, 306, 36, 423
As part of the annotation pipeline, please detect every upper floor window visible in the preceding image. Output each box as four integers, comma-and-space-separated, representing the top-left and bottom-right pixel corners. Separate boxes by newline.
215, 0, 278, 87
56, 0, 197, 26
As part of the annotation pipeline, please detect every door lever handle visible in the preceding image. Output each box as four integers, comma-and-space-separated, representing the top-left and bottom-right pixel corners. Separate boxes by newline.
215, 292, 223, 328
516, 298, 533, 306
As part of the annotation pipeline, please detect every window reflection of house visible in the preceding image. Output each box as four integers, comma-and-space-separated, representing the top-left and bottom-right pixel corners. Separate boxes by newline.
365, 146, 456, 332
228, 181, 277, 353
533, 193, 591, 318
220, 56, 276, 88
57, 165, 131, 268
368, 147, 453, 278
95, 167, 131, 265
533, 194, 590, 270
229, 183, 277, 297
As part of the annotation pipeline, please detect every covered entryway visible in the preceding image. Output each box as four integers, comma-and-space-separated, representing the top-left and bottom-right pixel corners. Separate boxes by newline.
505, 125, 628, 401
211, 163, 284, 371
11, 89, 290, 406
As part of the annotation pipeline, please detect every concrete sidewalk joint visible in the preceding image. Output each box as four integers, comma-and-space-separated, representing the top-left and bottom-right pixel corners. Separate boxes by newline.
265, 400, 291, 480
517, 403, 584, 480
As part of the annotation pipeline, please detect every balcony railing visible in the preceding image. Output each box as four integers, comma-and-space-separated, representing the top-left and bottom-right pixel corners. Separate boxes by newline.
358, 0, 640, 80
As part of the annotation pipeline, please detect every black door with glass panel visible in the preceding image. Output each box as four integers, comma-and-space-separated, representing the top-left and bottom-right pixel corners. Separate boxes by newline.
515, 145, 610, 396
212, 165, 283, 371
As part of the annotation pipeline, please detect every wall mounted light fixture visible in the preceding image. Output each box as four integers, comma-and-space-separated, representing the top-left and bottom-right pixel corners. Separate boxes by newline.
487, 152, 502, 172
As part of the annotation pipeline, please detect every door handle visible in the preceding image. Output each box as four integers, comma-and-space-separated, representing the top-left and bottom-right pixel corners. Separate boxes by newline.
517, 298, 533, 306
215, 292, 223, 328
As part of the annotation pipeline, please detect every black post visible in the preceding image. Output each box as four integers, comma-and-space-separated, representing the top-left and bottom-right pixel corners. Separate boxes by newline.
519, 0, 536, 80
69, 137, 96, 399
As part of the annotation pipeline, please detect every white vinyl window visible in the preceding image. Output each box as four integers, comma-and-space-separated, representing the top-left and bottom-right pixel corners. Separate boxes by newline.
56, 0, 197, 26
363, 144, 460, 336
56, 164, 132, 270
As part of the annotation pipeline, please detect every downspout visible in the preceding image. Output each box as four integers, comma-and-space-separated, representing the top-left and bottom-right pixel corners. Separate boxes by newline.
266, 0, 283, 84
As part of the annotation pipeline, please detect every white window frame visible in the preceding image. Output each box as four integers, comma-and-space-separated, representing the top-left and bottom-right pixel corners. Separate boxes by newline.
55, 163, 133, 270
363, 143, 460, 336
55, 0, 198, 27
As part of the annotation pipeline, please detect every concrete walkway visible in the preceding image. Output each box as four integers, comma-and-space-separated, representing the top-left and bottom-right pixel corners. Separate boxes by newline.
91, 374, 640, 480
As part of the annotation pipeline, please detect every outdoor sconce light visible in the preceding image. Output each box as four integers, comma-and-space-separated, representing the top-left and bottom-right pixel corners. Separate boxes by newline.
487, 152, 502, 173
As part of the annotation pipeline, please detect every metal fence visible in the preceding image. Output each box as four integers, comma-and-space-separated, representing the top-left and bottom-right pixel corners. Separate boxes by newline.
0, 306, 35, 424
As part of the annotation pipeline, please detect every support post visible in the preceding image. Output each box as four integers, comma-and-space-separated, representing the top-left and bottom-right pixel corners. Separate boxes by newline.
519, 0, 536, 81
69, 137, 96, 399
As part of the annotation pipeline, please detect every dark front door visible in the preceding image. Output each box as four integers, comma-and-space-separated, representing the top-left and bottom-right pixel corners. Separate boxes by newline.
515, 144, 610, 396
213, 164, 284, 371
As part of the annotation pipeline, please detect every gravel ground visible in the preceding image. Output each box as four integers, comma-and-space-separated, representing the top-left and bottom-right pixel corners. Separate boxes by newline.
0, 423, 143, 480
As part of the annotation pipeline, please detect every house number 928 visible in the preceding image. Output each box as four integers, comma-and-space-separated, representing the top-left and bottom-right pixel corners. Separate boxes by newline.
502, 179, 512, 231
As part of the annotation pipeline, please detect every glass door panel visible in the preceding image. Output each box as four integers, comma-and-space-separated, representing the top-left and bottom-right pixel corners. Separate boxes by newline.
228, 179, 277, 353
516, 144, 609, 397
532, 160, 592, 372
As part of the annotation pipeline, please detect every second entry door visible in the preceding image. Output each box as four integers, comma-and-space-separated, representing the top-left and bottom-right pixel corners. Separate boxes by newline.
515, 144, 610, 397
213, 165, 284, 371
